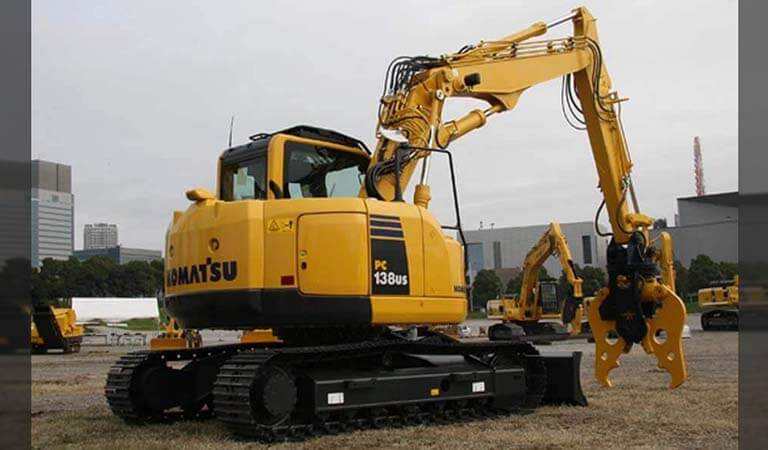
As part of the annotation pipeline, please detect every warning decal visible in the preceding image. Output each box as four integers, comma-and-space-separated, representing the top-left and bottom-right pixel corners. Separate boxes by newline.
267, 218, 294, 233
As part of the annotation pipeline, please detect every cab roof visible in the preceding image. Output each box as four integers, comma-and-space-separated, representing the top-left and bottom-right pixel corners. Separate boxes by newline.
220, 125, 370, 162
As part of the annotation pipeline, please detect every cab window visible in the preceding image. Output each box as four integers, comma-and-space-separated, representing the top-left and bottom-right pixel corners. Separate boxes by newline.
283, 141, 368, 199
220, 155, 267, 200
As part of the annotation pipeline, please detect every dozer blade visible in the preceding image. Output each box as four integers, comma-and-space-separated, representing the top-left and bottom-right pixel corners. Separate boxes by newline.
538, 352, 588, 406
588, 284, 688, 388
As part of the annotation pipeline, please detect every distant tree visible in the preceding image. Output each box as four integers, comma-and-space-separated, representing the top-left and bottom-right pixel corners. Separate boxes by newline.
472, 269, 504, 307
150, 259, 165, 294
673, 260, 689, 298
81, 256, 117, 296
718, 261, 738, 280
558, 264, 607, 298
653, 218, 668, 229
31, 256, 165, 301
34, 258, 77, 300
507, 267, 549, 295
111, 261, 155, 297
580, 266, 607, 296
686, 254, 723, 293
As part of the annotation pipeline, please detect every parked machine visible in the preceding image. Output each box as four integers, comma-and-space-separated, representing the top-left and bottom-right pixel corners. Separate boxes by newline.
151, 294, 281, 350
106, 7, 687, 441
699, 275, 739, 331
486, 223, 585, 340
31, 304, 84, 354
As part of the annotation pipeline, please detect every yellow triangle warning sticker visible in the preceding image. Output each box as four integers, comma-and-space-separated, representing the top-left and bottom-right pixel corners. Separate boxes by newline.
268, 220, 279, 232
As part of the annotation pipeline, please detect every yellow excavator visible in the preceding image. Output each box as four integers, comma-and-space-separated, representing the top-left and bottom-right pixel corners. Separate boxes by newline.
106, 7, 686, 440
698, 275, 739, 331
149, 317, 203, 350
486, 222, 585, 340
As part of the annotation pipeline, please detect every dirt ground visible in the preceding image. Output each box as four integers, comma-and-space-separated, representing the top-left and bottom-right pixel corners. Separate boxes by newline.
32, 316, 737, 450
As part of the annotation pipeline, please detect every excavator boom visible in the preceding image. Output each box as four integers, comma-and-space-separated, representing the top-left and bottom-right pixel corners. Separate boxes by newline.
367, 6, 686, 387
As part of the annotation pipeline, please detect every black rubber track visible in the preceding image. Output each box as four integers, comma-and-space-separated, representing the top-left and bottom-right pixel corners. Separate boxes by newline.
212, 339, 546, 442
105, 344, 253, 423
106, 339, 563, 442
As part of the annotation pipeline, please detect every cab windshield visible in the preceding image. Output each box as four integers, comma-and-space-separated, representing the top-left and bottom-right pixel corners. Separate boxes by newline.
283, 141, 368, 199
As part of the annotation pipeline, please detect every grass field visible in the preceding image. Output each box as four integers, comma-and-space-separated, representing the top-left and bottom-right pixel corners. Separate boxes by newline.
124, 317, 162, 331
32, 324, 737, 449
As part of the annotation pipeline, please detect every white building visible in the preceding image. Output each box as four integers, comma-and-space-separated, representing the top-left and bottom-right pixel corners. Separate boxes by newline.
84, 223, 119, 250
655, 192, 737, 266
464, 221, 609, 283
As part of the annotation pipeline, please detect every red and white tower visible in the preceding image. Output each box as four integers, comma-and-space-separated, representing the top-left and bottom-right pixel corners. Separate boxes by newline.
694, 136, 705, 196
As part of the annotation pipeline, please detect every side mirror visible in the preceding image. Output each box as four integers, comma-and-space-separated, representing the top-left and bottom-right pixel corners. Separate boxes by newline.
186, 188, 215, 202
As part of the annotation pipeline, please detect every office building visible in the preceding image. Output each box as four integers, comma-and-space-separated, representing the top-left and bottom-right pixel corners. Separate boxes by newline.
654, 192, 737, 266
74, 245, 162, 264
31, 160, 74, 267
84, 223, 119, 249
464, 221, 609, 286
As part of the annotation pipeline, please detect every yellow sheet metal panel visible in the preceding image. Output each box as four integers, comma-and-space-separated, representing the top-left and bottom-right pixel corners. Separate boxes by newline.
420, 209, 464, 298
370, 296, 466, 325
165, 199, 265, 296
297, 213, 368, 296
264, 198, 368, 289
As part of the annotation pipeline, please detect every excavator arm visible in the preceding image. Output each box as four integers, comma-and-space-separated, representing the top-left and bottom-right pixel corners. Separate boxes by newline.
365, 6, 686, 387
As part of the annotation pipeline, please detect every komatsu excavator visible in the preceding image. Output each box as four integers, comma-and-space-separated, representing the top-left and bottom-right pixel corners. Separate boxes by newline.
106, 7, 686, 440
486, 222, 585, 340
699, 275, 739, 331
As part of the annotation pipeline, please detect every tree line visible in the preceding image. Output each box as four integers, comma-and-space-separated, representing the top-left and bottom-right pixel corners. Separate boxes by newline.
32, 256, 164, 303
471, 254, 738, 308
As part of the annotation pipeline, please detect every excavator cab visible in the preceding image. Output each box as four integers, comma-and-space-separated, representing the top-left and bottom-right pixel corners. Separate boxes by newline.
218, 125, 371, 202
537, 279, 561, 315
164, 125, 469, 331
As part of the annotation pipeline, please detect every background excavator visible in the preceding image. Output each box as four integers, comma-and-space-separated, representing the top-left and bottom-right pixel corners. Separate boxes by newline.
486, 222, 585, 340
31, 301, 84, 354
698, 275, 739, 331
106, 6, 686, 441
150, 294, 279, 350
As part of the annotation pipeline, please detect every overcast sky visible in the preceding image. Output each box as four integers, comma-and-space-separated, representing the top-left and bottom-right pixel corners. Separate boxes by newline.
32, 1, 737, 251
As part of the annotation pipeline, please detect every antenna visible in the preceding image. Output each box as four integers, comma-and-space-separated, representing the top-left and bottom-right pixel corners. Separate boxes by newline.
228, 116, 235, 148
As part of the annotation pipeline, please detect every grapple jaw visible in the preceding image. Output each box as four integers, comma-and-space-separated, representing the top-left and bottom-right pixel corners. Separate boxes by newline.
588, 283, 688, 388
585, 234, 688, 389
